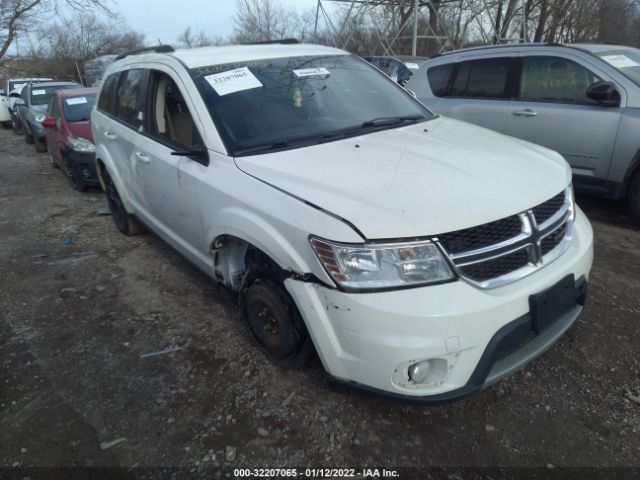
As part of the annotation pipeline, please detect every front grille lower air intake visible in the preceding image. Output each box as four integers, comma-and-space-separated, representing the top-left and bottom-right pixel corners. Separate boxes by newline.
437, 187, 574, 289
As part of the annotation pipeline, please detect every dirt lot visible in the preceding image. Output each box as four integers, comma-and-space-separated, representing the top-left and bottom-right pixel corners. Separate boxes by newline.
1, 125, 639, 479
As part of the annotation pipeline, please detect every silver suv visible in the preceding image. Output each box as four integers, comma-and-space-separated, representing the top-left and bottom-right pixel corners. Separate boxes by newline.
406, 43, 640, 221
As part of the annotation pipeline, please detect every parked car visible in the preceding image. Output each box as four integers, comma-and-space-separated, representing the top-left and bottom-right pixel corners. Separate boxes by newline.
15, 81, 81, 152
405, 43, 640, 221
43, 88, 99, 191
0, 91, 10, 126
2, 77, 53, 131
92, 43, 593, 402
365, 55, 426, 86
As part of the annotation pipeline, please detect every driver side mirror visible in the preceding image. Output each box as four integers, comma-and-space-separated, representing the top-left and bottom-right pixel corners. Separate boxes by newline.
586, 81, 620, 107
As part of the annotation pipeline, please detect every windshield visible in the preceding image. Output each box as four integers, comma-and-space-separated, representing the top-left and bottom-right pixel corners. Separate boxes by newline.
63, 94, 96, 122
191, 54, 433, 155
595, 47, 640, 87
31, 85, 79, 106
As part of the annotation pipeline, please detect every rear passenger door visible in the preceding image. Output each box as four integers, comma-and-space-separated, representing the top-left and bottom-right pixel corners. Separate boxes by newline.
425, 55, 516, 133
506, 54, 623, 182
106, 69, 148, 211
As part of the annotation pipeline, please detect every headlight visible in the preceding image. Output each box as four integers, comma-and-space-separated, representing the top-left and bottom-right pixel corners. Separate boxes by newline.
67, 136, 96, 153
33, 112, 46, 122
310, 237, 455, 290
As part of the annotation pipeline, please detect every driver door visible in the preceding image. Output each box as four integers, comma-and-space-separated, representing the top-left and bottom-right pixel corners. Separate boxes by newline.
506, 54, 623, 182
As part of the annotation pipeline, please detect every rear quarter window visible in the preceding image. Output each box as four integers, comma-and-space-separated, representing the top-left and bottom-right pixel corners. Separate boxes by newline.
427, 64, 455, 97
97, 73, 119, 115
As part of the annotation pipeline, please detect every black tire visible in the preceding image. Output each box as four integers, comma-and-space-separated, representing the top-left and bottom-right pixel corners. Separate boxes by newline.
25, 129, 34, 144
47, 147, 59, 169
240, 275, 313, 368
104, 170, 145, 235
34, 136, 47, 153
12, 118, 23, 135
628, 169, 640, 223
67, 164, 88, 192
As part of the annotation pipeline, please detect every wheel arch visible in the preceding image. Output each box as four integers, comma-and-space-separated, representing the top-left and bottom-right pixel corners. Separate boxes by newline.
207, 209, 321, 291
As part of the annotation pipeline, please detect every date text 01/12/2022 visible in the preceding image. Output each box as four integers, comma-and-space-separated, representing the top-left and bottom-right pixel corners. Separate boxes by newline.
232, 468, 400, 477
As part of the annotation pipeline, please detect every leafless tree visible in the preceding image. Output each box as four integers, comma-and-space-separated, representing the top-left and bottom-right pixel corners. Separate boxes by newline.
0, 0, 111, 66
177, 27, 226, 48
232, 0, 308, 43
25, 12, 143, 82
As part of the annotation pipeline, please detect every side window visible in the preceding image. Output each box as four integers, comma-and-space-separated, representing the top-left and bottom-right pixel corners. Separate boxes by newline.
427, 64, 454, 97
148, 70, 202, 149
451, 60, 473, 97
97, 73, 119, 115
520, 56, 603, 104
465, 58, 510, 98
115, 69, 145, 127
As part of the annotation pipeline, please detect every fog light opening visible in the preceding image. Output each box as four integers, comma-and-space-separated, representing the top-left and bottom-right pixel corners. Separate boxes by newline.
407, 358, 448, 385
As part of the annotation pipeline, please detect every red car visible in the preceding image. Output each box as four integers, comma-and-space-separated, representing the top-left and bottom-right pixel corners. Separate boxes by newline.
43, 88, 99, 191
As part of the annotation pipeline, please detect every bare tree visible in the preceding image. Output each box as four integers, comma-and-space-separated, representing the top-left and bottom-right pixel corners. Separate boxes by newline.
177, 27, 226, 48
232, 0, 305, 43
0, 0, 111, 65
26, 12, 143, 82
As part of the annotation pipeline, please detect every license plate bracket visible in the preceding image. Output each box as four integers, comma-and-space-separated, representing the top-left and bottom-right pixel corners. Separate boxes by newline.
529, 274, 576, 334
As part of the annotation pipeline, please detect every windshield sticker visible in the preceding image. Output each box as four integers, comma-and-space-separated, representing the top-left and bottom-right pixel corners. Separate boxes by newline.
601, 54, 640, 69
204, 67, 263, 96
32, 89, 46, 95
405, 62, 420, 70
66, 97, 88, 105
293, 67, 330, 78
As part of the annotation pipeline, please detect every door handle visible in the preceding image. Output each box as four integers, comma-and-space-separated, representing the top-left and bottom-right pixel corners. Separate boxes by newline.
513, 109, 538, 117
135, 152, 150, 163
104, 131, 117, 140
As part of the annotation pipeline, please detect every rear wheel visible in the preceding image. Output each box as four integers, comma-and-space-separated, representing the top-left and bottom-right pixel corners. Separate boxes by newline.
104, 170, 145, 235
12, 118, 23, 135
241, 273, 313, 368
25, 130, 34, 144
47, 146, 59, 169
34, 136, 47, 153
628, 169, 640, 223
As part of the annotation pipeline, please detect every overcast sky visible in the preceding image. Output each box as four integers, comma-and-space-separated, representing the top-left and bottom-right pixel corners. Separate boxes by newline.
112, 0, 322, 45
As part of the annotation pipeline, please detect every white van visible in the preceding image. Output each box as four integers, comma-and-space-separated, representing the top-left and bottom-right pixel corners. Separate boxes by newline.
92, 43, 593, 402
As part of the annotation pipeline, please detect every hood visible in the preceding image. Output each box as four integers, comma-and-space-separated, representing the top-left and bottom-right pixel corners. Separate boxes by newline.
234, 116, 572, 240
67, 121, 93, 141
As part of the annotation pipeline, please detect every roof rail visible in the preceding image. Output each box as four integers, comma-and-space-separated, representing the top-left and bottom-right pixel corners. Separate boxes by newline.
116, 45, 175, 61
247, 38, 299, 45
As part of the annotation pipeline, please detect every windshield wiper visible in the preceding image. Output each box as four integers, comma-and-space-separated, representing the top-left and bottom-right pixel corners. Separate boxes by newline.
360, 115, 424, 128
234, 140, 291, 155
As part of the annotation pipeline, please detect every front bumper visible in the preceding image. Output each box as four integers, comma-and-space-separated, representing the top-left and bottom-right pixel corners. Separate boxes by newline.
285, 208, 594, 402
63, 149, 100, 188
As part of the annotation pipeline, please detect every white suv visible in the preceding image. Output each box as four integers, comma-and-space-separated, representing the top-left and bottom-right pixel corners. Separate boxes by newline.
92, 43, 593, 402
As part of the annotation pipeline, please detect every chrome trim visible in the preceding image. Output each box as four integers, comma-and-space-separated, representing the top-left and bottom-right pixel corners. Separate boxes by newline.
438, 186, 574, 289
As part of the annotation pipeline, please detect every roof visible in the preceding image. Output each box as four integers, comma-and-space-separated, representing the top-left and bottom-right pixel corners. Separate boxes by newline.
57, 87, 98, 98
434, 42, 640, 58
29, 81, 80, 88
143, 43, 346, 69
9, 77, 53, 82
569, 43, 637, 53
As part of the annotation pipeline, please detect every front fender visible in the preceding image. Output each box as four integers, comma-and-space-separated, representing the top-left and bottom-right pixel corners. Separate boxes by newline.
208, 205, 314, 276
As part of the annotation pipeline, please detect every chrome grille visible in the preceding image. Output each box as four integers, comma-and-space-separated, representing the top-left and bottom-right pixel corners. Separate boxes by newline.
437, 187, 574, 289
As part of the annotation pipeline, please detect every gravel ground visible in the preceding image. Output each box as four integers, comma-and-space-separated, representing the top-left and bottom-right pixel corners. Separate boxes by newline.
1, 125, 639, 479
